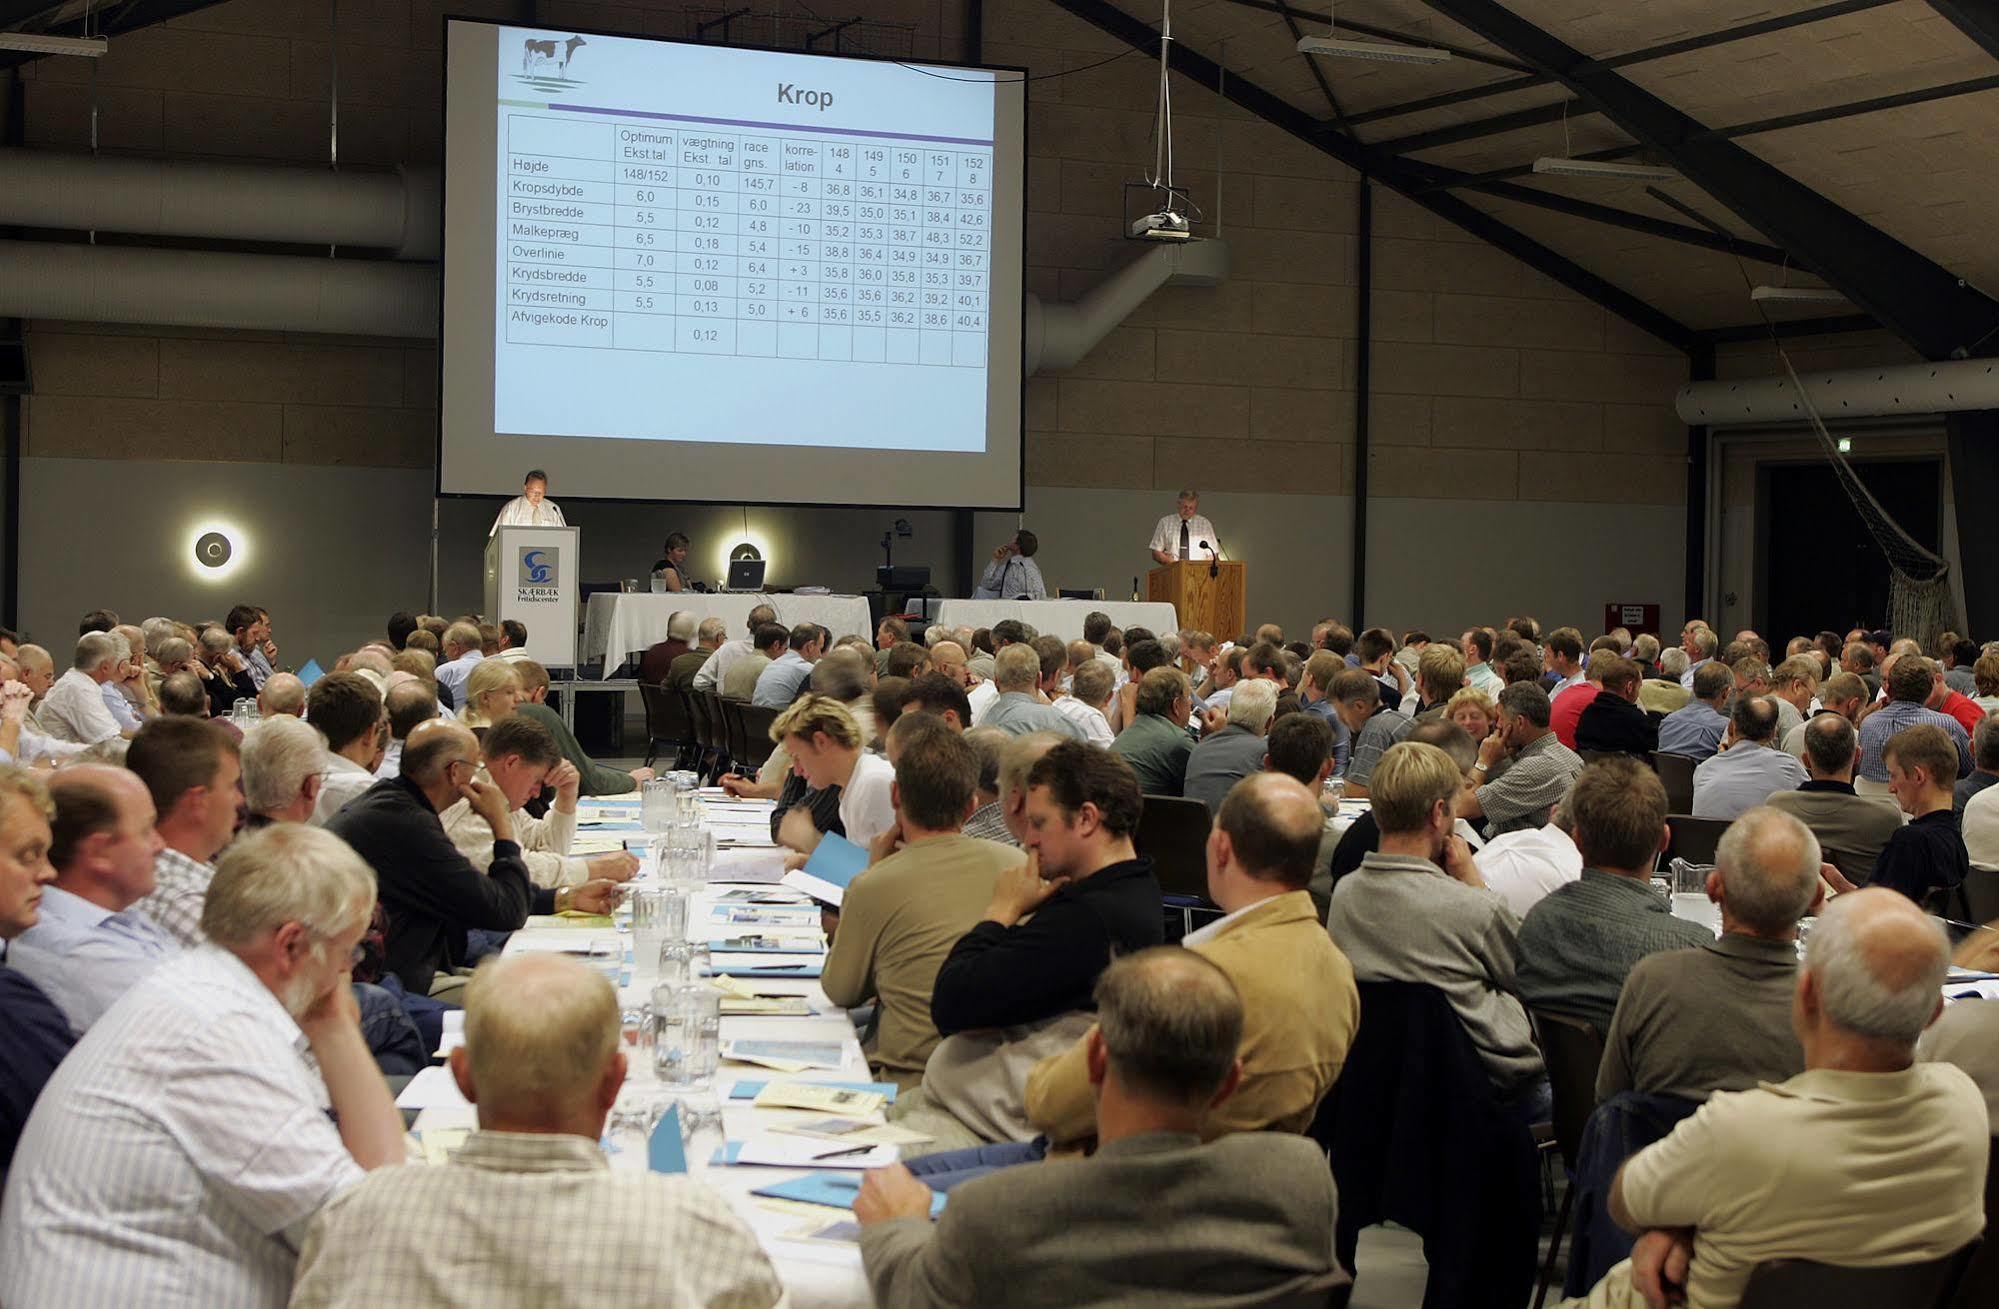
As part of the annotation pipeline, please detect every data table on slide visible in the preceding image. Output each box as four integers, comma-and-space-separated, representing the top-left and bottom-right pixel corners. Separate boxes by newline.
502, 108, 993, 368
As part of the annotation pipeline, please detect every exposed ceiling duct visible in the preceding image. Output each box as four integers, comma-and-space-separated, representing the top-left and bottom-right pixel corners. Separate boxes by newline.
1675, 358, 1999, 426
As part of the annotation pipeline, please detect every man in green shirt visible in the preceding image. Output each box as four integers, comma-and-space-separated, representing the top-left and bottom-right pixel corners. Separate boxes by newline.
1111, 666, 1194, 797
512, 660, 653, 796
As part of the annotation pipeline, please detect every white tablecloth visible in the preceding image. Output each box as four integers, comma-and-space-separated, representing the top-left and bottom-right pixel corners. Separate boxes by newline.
581, 592, 875, 679
933, 598, 1179, 642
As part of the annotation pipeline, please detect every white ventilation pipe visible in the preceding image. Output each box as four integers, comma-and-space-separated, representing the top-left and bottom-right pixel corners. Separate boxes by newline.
1676, 358, 1999, 426
1027, 238, 1229, 375
0, 241, 438, 338
0, 148, 440, 259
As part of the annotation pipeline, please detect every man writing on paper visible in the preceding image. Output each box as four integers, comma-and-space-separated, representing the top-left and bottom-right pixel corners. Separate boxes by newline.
1149, 489, 1220, 565
488, 469, 565, 537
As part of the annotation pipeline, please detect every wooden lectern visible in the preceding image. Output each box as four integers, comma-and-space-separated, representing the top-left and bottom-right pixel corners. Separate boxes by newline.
1148, 561, 1246, 639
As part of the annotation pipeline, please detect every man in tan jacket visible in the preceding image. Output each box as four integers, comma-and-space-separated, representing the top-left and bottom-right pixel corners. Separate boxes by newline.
1025, 772, 1359, 1146
822, 724, 1025, 1088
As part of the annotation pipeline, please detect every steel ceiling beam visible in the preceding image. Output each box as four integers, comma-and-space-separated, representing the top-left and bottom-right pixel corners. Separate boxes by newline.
1373, 96, 1581, 154
1410, 0, 1999, 361
1699, 314, 1879, 345
1927, 1, 1999, 63
1043, 0, 1697, 351
1217, 0, 1529, 72
1346, 0, 1897, 127
1451, 176, 1789, 266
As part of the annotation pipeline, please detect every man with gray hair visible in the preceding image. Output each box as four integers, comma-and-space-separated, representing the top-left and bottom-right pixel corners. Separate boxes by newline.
289, 954, 784, 1309
639, 610, 695, 684
666, 615, 728, 692
981, 644, 1083, 740
857, 946, 1344, 1307
37, 631, 132, 745
1597, 806, 1823, 1102
1458, 680, 1583, 839
961, 727, 1018, 845
1182, 677, 1277, 813
1582, 888, 1986, 1309
1691, 695, 1807, 820
1052, 658, 1116, 747
434, 621, 486, 704
0, 824, 405, 1308
0, 650, 86, 766
691, 603, 778, 694
1110, 666, 1194, 797
1952, 710, 1999, 818
241, 715, 329, 824
1639, 647, 1692, 716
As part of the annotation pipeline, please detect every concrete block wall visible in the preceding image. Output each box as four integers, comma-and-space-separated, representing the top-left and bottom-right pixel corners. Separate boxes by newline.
12, 0, 1698, 652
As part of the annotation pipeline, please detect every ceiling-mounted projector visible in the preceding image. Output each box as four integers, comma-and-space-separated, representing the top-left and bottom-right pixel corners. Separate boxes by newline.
1749, 285, 1849, 306
1532, 157, 1679, 182
1296, 36, 1451, 65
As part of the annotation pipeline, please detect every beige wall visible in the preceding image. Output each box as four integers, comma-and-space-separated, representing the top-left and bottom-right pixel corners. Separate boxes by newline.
13, 0, 1697, 655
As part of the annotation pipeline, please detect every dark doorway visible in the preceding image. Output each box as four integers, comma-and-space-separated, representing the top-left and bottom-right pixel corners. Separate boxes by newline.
1759, 457, 1941, 641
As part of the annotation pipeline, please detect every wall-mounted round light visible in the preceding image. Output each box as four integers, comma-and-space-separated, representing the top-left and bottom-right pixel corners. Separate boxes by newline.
186, 521, 247, 582
716, 531, 771, 577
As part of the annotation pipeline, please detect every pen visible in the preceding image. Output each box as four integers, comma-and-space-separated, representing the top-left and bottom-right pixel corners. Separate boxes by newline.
811, 1144, 876, 1160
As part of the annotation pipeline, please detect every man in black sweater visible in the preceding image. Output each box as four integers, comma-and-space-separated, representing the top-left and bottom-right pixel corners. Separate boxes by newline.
1574, 654, 1659, 759
326, 720, 622, 996
930, 741, 1165, 1036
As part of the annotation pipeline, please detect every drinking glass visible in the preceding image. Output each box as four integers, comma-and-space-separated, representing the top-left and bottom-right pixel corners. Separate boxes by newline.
620, 1006, 656, 1083
656, 939, 711, 990
655, 984, 722, 1087
602, 1102, 655, 1167
640, 777, 676, 835
629, 887, 688, 980
585, 937, 624, 987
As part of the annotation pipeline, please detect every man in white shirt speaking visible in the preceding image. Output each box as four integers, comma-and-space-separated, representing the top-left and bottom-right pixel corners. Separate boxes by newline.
488, 468, 566, 537
1149, 488, 1221, 565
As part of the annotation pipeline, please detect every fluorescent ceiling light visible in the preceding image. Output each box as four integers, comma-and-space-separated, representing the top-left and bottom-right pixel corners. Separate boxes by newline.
0, 32, 108, 56
1296, 36, 1451, 65
1532, 156, 1678, 182
1750, 285, 1849, 306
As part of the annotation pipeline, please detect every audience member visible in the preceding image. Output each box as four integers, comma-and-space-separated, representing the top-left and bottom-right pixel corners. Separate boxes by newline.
1858, 654, 1971, 783
1110, 666, 1194, 797
290, 953, 783, 1308
241, 714, 327, 824
668, 617, 727, 691
959, 727, 1016, 844
859, 948, 1345, 1308
38, 632, 132, 745
1182, 679, 1277, 813
1572, 656, 1657, 758
822, 728, 1027, 1088
1515, 759, 1710, 1034
0, 767, 70, 1179
0, 825, 405, 1307
981, 645, 1083, 739
308, 672, 386, 824
326, 720, 617, 995
772, 695, 896, 851
434, 621, 486, 701
126, 717, 242, 948
1052, 658, 1116, 746
1327, 741, 1545, 1112
456, 659, 523, 733
897, 672, 973, 731
1655, 661, 1732, 762
1576, 889, 1985, 1309
439, 717, 639, 890
753, 623, 826, 708
905, 742, 1164, 1146
691, 604, 778, 693
1459, 682, 1583, 839
513, 660, 651, 795
638, 610, 694, 684
1028, 774, 1359, 1146
1597, 807, 1821, 1101
1872, 724, 1971, 909
1954, 713, 1999, 819
1341, 667, 1414, 796
6, 766, 173, 1035
1690, 695, 1807, 820
1474, 805, 1584, 920
1766, 712, 1902, 887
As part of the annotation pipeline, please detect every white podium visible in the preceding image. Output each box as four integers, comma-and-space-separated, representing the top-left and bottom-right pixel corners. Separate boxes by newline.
484, 525, 579, 668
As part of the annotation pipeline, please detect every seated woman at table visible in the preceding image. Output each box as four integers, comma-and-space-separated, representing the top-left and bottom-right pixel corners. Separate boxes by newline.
651, 531, 692, 592
457, 660, 523, 738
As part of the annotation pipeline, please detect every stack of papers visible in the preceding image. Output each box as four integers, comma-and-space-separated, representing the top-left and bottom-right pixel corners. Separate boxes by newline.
751, 1080, 888, 1115
723, 1040, 846, 1072
728, 1078, 899, 1104
711, 1137, 900, 1169
753, 1172, 947, 1217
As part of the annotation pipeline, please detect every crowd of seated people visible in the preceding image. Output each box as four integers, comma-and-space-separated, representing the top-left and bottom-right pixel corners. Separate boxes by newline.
0, 604, 1996, 1308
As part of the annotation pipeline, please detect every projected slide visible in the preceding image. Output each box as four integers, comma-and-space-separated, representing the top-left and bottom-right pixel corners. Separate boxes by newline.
494, 29, 997, 453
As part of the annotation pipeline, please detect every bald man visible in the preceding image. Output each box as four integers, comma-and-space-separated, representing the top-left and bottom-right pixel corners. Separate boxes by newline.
929, 639, 998, 723
258, 671, 306, 718
325, 720, 621, 995
291, 954, 783, 1309
1578, 888, 1987, 1309
1026, 773, 1359, 1148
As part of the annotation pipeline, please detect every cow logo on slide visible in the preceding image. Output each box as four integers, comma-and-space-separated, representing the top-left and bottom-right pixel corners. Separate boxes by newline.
519, 547, 556, 586
515, 34, 587, 92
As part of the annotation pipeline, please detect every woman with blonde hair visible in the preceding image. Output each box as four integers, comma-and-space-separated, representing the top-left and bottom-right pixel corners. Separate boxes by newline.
1446, 685, 1498, 743
457, 660, 523, 735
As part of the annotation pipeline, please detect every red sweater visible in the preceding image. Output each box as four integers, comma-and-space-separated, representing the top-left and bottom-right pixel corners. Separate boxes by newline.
1550, 682, 1600, 750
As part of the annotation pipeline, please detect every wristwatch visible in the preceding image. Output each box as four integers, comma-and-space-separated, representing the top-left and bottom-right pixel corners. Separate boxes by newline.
1472, 761, 1490, 773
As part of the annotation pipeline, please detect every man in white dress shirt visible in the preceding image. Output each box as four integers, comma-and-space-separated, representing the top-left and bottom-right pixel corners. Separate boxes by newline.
307, 673, 386, 825
0, 823, 405, 1309
37, 632, 132, 745
487, 468, 566, 537
1149, 489, 1221, 565
972, 529, 1049, 601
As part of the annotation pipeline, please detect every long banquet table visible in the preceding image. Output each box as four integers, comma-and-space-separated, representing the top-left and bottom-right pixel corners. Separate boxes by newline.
402, 790, 875, 1307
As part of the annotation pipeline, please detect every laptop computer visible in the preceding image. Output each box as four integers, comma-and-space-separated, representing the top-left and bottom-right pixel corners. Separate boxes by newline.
725, 558, 767, 592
